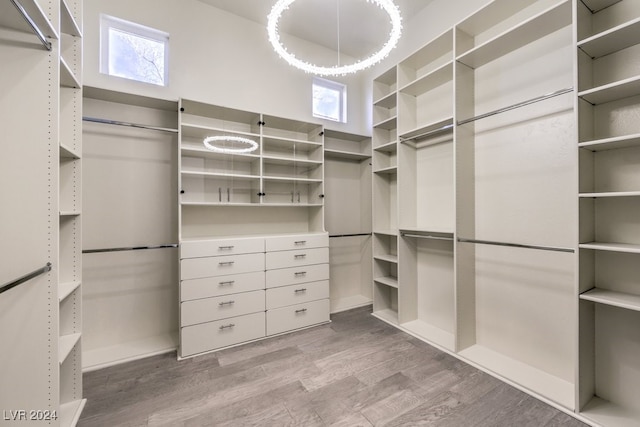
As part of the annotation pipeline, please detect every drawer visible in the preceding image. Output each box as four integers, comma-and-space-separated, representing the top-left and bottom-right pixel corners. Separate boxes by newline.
181, 271, 264, 301
181, 237, 264, 259
181, 252, 265, 280
265, 234, 328, 252
266, 247, 329, 270
266, 280, 329, 310
181, 289, 265, 326
266, 263, 329, 289
181, 312, 265, 357
266, 298, 330, 336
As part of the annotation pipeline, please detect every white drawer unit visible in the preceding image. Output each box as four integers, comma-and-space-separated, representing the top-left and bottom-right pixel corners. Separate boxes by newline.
266, 263, 329, 289
266, 298, 330, 336
181, 271, 265, 301
181, 312, 266, 358
265, 247, 329, 270
265, 233, 329, 252
266, 280, 329, 310
180, 252, 265, 280
181, 237, 264, 259
181, 289, 265, 326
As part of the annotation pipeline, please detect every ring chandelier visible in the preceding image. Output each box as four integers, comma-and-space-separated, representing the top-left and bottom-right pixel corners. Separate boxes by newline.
203, 136, 259, 154
267, 0, 402, 76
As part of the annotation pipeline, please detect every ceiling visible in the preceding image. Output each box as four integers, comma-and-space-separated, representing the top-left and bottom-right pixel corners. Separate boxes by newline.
197, 0, 432, 60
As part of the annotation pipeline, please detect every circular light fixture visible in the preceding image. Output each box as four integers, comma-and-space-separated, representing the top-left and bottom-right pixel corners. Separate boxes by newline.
267, 0, 402, 76
203, 136, 259, 154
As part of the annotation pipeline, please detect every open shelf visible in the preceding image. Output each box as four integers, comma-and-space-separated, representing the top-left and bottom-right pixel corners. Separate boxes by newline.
456, 1, 571, 68
181, 144, 260, 161
83, 333, 177, 372
373, 115, 398, 130
373, 254, 398, 264
579, 191, 640, 198
372, 308, 399, 325
580, 0, 623, 13
399, 117, 453, 141
373, 166, 397, 175
324, 149, 370, 161
399, 61, 453, 97
181, 122, 260, 140
59, 399, 87, 427
581, 396, 640, 427
373, 276, 398, 288
60, 143, 80, 159
181, 171, 260, 181
373, 92, 397, 109
0, 0, 58, 41
580, 242, 640, 254
401, 320, 455, 351
373, 141, 397, 153
580, 288, 640, 312
578, 75, 640, 105
59, 281, 81, 302
578, 16, 640, 59
579, 134, 640, 151
459, 344, 574, 409
59, 333, 81, 365
373, 230, 398, 237
60, 0, 82, 37
60, 57, 81, 88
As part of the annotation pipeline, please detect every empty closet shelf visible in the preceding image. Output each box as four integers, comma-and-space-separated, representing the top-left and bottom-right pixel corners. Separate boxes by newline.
580, 288, 640, 312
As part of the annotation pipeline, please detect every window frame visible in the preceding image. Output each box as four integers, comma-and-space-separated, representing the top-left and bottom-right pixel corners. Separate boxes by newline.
100, 14, 170, 86
312, 77, 347, 123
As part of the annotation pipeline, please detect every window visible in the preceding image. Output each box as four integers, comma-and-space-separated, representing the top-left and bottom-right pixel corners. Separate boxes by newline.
312, 77, 346, 122
100, 15, 169, 86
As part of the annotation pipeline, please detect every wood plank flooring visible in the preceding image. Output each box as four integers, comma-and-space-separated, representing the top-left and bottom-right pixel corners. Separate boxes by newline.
79, 306, 588, 426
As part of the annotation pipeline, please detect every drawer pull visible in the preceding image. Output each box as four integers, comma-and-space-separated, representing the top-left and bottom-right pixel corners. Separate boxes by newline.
294, 288, 307, 293
218, 245, 235, 250
218, 300, 235, 306
295, 308, 308, 314
294, 240, 307, 245
219, 261, 235, 266
294, 271, 307, 277
219, 280, 235, 286
219, 323, 235, 330
294, 254, 307, 259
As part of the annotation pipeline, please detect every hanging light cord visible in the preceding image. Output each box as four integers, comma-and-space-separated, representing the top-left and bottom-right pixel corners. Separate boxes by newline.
336, 0, 340, 66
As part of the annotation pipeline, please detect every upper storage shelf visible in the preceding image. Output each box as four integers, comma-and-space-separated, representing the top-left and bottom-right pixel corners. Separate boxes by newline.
578, 17, 640, 58
398, 29, 453, 90
456, 0, 571, 68
181, 100, 262, 135
373, 66, 397, 105
60, 0, 82, 37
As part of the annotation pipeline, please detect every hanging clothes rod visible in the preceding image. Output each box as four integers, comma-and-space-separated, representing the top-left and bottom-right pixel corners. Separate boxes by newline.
457, 88, 573, 126
83, 116, 179, 134
400, 124, 454, 143
329, 233, 372, 238
401, 233, 454, 241
10, 0, 52, 51
83, 244, 179, 254
1, 262, 52, 295
457, 238, 574, 253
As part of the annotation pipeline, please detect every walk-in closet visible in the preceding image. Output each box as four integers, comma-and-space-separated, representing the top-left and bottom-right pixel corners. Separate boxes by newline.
2, 0, 639, 425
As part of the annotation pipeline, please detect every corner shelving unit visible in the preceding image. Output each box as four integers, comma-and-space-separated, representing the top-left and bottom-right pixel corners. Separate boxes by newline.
576, 0, 640, 424
372, 65, 400, 326
323, 129, 372, 313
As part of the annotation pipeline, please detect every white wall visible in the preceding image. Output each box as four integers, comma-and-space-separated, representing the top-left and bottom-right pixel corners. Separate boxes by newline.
84, 0, 370, 135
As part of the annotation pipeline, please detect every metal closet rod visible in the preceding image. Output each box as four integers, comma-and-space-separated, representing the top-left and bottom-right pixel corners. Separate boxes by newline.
329, 233, 372, 238
83, 116, 179, 134
400, 124, 454, 143
83, 244, 179, 254
457, 87, 574, 126
401, 233, 454, 241
1, 262, 51, 295
457, 238, 574, 253
10, 0, 52, 51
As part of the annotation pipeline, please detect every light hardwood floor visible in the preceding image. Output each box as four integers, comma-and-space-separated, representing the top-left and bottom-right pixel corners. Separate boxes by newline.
79, 306, 588, 426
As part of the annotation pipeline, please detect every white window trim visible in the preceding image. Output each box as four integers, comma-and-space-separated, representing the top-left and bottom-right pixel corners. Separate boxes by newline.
100, 14, 170, 86
313, 77, 347, 123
